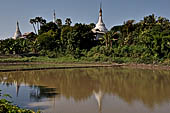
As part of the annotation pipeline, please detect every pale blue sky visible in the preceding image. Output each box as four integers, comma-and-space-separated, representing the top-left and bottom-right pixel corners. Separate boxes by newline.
0, 0, 170, 39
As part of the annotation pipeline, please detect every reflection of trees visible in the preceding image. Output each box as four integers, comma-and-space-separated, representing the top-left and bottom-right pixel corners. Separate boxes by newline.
30, 86, 58, 101
0, 68, 170, 108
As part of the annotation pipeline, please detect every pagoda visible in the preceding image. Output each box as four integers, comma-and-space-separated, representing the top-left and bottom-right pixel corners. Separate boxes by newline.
13, 21, 22, 40
92, 3, 108, 40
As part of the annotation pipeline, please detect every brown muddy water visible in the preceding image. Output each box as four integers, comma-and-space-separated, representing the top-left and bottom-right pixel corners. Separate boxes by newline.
0, 67, 170, 113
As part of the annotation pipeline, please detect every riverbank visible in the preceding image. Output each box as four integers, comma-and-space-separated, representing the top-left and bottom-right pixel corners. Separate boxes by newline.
0, 55, 170, 65
0, 57, 170, 72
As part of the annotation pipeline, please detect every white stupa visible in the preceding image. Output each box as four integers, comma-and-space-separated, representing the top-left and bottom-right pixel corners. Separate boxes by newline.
92, 3, 108, 40
13, 21, 22, 40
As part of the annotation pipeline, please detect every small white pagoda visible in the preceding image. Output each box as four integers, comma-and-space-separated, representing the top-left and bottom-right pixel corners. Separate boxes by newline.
92, 3, 108, 40
13, 21, 22, 40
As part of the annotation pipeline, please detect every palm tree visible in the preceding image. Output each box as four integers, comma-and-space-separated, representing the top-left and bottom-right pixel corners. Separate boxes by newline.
124, 20, 135, 35
65, 18, 72, 26
40, 19, 46, 26
35, 17, 41, 34
30, 19, 37, 34
144, 14, 156, 29
56, 19, 62, 28
103, 32, 110, 48
35, 17, 47, 34
103, 31, 118, 48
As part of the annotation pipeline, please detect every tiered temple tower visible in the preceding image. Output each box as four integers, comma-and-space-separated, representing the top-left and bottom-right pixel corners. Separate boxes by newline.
13, 21, 22, 40
92, 3, 108, 40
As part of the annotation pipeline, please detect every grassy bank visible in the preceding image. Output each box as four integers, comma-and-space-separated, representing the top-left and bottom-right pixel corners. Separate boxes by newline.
0, 56, 79, 63
0, 56, 170, 72
0, 56, 170, 65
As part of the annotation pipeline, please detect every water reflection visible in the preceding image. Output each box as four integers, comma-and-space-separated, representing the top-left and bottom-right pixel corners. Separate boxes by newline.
30, 86, 58, 101
94, 90, 104, 113
0, 67, 170, 113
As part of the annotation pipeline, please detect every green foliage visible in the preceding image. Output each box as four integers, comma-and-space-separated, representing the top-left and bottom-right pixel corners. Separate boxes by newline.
0, 38, 32, 55
0, 14, 170, 64
38, 22, 58, 35
37, 30, 60, 51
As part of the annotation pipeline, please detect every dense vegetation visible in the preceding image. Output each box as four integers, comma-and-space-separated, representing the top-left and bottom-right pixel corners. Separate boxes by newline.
0, 14, 170, 64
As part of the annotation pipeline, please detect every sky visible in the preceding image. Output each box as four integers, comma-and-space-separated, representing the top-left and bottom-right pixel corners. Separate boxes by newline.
0, 0, 170, 39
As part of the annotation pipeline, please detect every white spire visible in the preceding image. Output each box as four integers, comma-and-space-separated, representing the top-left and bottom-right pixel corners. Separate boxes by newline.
92, 1, 108, 40
13, 21, 22, 40
53, 9, 56, 23
95, 2, 107, 32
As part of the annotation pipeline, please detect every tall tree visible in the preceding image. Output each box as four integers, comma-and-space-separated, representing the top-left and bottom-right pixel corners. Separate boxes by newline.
30, 17, 46, 35
35, 17, 41, 34
40, 18, 46, 26
30, 19, 37, 34
56, 19, 62, 28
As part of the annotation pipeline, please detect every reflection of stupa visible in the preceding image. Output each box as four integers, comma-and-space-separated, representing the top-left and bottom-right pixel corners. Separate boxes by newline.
94, 90, 104, 113
14, 81, 20, 97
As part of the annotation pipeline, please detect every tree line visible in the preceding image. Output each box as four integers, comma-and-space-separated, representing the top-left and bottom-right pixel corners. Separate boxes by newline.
0, 14, 170, 64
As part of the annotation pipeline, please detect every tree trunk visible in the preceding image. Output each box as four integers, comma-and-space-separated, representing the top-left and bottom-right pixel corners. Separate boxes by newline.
110, 40, 113, 48
37, 23, 39, 35
33, 24, 37, 35
106, 38, 108, 47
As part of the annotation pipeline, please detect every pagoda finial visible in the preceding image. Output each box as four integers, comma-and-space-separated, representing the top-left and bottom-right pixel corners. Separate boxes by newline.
17, 21, 19, 25
99, 1, 102, 16
16, 21, 20, 30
